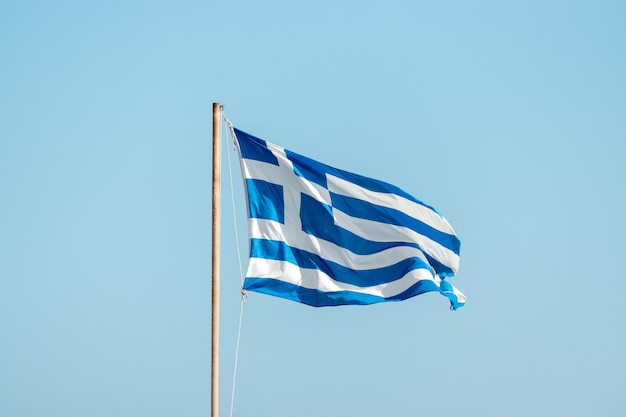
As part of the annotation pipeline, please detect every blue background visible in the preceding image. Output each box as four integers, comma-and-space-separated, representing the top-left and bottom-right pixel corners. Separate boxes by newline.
1, 1, 624, 416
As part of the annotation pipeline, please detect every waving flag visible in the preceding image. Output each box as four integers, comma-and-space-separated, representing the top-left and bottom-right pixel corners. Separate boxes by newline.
233, 127, 465, 309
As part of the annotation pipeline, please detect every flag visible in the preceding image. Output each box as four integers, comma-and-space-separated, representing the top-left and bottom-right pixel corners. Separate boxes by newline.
233, 127, 465, 309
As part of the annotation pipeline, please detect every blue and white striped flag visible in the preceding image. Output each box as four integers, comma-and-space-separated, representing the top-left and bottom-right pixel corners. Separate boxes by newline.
233, 127, 465, 309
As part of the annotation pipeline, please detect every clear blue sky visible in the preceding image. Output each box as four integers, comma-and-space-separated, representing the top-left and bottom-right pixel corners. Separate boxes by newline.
1, 1, 625, 416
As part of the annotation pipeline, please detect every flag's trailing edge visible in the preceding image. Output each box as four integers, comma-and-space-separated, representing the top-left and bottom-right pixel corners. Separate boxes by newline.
233, 127, 466, 309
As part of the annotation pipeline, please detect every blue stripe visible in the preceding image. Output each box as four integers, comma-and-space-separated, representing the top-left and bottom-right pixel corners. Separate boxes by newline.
331, 193, 461, 255
300, 193, 401, 255
285, 148, 440, 214
424, 255, 455, 278
244, 278, 385, 306
285, 149, 329, 188
243, 277, 461, 308
249, 238, 435, 287
327, 167, 436, 212
299, 194, 455, 277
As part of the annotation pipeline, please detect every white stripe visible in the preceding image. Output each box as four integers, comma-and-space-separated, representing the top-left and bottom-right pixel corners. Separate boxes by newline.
246, 258, 440, 297
249, 218, 434, 272
332, 210, 460, 273
327, 175, 456, 235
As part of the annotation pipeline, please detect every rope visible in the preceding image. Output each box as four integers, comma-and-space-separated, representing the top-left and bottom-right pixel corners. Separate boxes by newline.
222, 111, 247, 417
223, 113, 245, 286
230, 292, 246, 417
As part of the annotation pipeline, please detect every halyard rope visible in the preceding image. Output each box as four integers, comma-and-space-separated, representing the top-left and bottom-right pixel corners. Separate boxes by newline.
222, 111, 246, 417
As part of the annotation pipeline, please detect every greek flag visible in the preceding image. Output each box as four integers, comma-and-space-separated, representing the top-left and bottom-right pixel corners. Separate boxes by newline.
234, 127, 465, 309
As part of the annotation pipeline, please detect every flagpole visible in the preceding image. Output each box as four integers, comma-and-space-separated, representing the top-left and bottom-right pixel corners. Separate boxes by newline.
211, 102, 221, 417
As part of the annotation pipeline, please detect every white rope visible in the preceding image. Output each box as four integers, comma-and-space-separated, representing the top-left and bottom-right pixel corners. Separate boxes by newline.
222, 111, 247, 417
223, 113, 245, 286
230, 292, 246, 417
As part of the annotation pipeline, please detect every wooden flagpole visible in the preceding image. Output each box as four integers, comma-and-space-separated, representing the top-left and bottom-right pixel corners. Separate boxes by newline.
211, 102, 221, 417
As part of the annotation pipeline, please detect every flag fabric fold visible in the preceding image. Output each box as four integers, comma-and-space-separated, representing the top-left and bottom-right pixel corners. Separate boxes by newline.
233, 127, 466, 309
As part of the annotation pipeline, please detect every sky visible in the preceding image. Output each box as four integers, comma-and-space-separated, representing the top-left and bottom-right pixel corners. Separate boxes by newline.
1, 1, 625, 416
